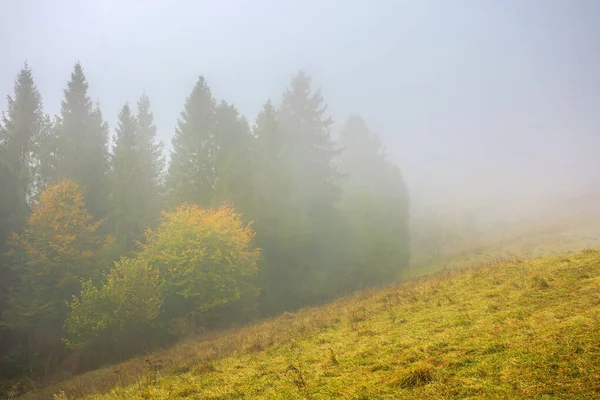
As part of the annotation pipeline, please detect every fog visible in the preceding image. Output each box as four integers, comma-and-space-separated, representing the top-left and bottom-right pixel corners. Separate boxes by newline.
2, 0, 600, 220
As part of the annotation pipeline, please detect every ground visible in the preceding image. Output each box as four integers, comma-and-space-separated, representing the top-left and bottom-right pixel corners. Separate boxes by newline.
17, 217, 600, 399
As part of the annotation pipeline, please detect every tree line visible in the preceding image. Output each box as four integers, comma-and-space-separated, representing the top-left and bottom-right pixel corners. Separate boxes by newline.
0, 63, 409, 379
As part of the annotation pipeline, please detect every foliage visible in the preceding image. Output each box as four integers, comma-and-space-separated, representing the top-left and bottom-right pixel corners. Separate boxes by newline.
65, 258, 163, 353
4, 180, 104, 332
65, 204, 260, 353
0, 63, 414, 384
140, 204, 260, 319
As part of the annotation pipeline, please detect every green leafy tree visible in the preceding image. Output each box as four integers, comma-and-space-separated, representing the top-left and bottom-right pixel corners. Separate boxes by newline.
140, 204, 260, 323
54, 63, 110, 218
166, 77, 216, 207
65, 204, 260, 354
65, 257, 163, 355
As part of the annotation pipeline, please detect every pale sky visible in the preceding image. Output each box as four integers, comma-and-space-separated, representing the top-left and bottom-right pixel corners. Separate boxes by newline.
2, 0, 599, 214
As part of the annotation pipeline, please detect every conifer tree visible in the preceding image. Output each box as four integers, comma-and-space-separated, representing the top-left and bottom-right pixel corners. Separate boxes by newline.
108, 104, 140, 249
135, 94, 164, 208
278, 71, 341, 211
0, 64, 44, 336
166, 76, 216, 207
1, 63, 45, 205
251, 100, 309, 313
276, 72, 345, 303
338, 115, 410, 286
253, 100, 291, 208
54, 63, 109, 218
213, 100, 254, 210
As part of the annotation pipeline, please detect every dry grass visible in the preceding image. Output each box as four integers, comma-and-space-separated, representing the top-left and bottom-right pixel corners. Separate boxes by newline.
18, 248, 600, 399
16, 217, 600, 399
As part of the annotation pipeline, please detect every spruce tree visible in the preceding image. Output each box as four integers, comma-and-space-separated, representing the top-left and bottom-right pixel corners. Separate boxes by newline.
253, 100, 291, 208
54, 63, 109, 218
278, 71, 340, 211
108, 97, 164, 251
135, 94, 164, 226
251, 100, 308, 313
338, 115, 410, 286
276, 72, 345, 303
0, 64, 43, 337
213, 100, 254, 210
1, 63, 45, 205
108, 104, 140, 249
166, 76, 216, 207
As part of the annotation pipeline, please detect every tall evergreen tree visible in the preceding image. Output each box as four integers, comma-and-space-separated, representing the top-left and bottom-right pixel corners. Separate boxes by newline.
213, 100, 254, 210
251, 100, 309, 313
136, 94, 164, 197
108, 96, 165, 251
278, 71, 341, 212
166, 76, 216, 207
276, 72, 346, 303
1, 63, 45, 205
338, 115, 410, 286
253, 100, 292, 209
0, 65, 44, 352
54, 63, 109, 218
108, 104, 139, 249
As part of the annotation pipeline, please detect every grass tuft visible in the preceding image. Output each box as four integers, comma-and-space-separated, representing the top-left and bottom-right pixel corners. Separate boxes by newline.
393, 362, 435, 388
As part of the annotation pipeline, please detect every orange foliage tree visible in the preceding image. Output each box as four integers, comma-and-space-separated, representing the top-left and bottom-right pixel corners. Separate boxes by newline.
4, 180, 105, 334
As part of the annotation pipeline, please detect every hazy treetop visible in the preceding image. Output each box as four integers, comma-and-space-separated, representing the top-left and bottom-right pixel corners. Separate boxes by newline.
2, 0, 599, 213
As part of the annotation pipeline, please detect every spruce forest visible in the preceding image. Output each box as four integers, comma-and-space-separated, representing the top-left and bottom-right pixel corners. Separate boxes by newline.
0, 63, 410, 380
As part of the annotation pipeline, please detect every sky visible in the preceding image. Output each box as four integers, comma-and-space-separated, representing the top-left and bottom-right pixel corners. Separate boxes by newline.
2, 0, 599, 216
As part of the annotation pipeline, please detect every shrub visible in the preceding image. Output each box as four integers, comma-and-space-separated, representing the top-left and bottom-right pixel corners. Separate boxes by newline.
65, 257, 163, 353
65, 203, 260, 354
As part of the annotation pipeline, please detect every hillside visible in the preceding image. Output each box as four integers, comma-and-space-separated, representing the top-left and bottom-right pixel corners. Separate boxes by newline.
20, 243, 600, 399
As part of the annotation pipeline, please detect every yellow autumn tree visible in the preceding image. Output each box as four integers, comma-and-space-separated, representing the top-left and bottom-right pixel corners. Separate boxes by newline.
141, 204, 260, 312
65, 203, 260, 353
4, 180, 105, 337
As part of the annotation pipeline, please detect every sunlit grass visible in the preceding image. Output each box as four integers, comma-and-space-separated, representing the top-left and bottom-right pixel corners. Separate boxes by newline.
23, 247, 600, 399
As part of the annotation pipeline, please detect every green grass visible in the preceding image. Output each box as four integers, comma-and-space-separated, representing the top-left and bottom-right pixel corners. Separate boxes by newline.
406, 218, 600, 280
24, 248, 600, 399
16, 217, 600, 399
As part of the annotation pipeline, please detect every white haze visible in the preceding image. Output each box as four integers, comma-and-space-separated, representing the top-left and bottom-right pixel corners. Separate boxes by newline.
2, 0, 599, 223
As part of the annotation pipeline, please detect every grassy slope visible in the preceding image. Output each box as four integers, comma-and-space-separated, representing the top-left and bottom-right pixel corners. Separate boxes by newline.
21, 219, 600, 399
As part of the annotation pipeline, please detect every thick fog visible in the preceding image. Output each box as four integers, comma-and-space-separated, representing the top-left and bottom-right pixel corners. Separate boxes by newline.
2, 0, 599, 221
